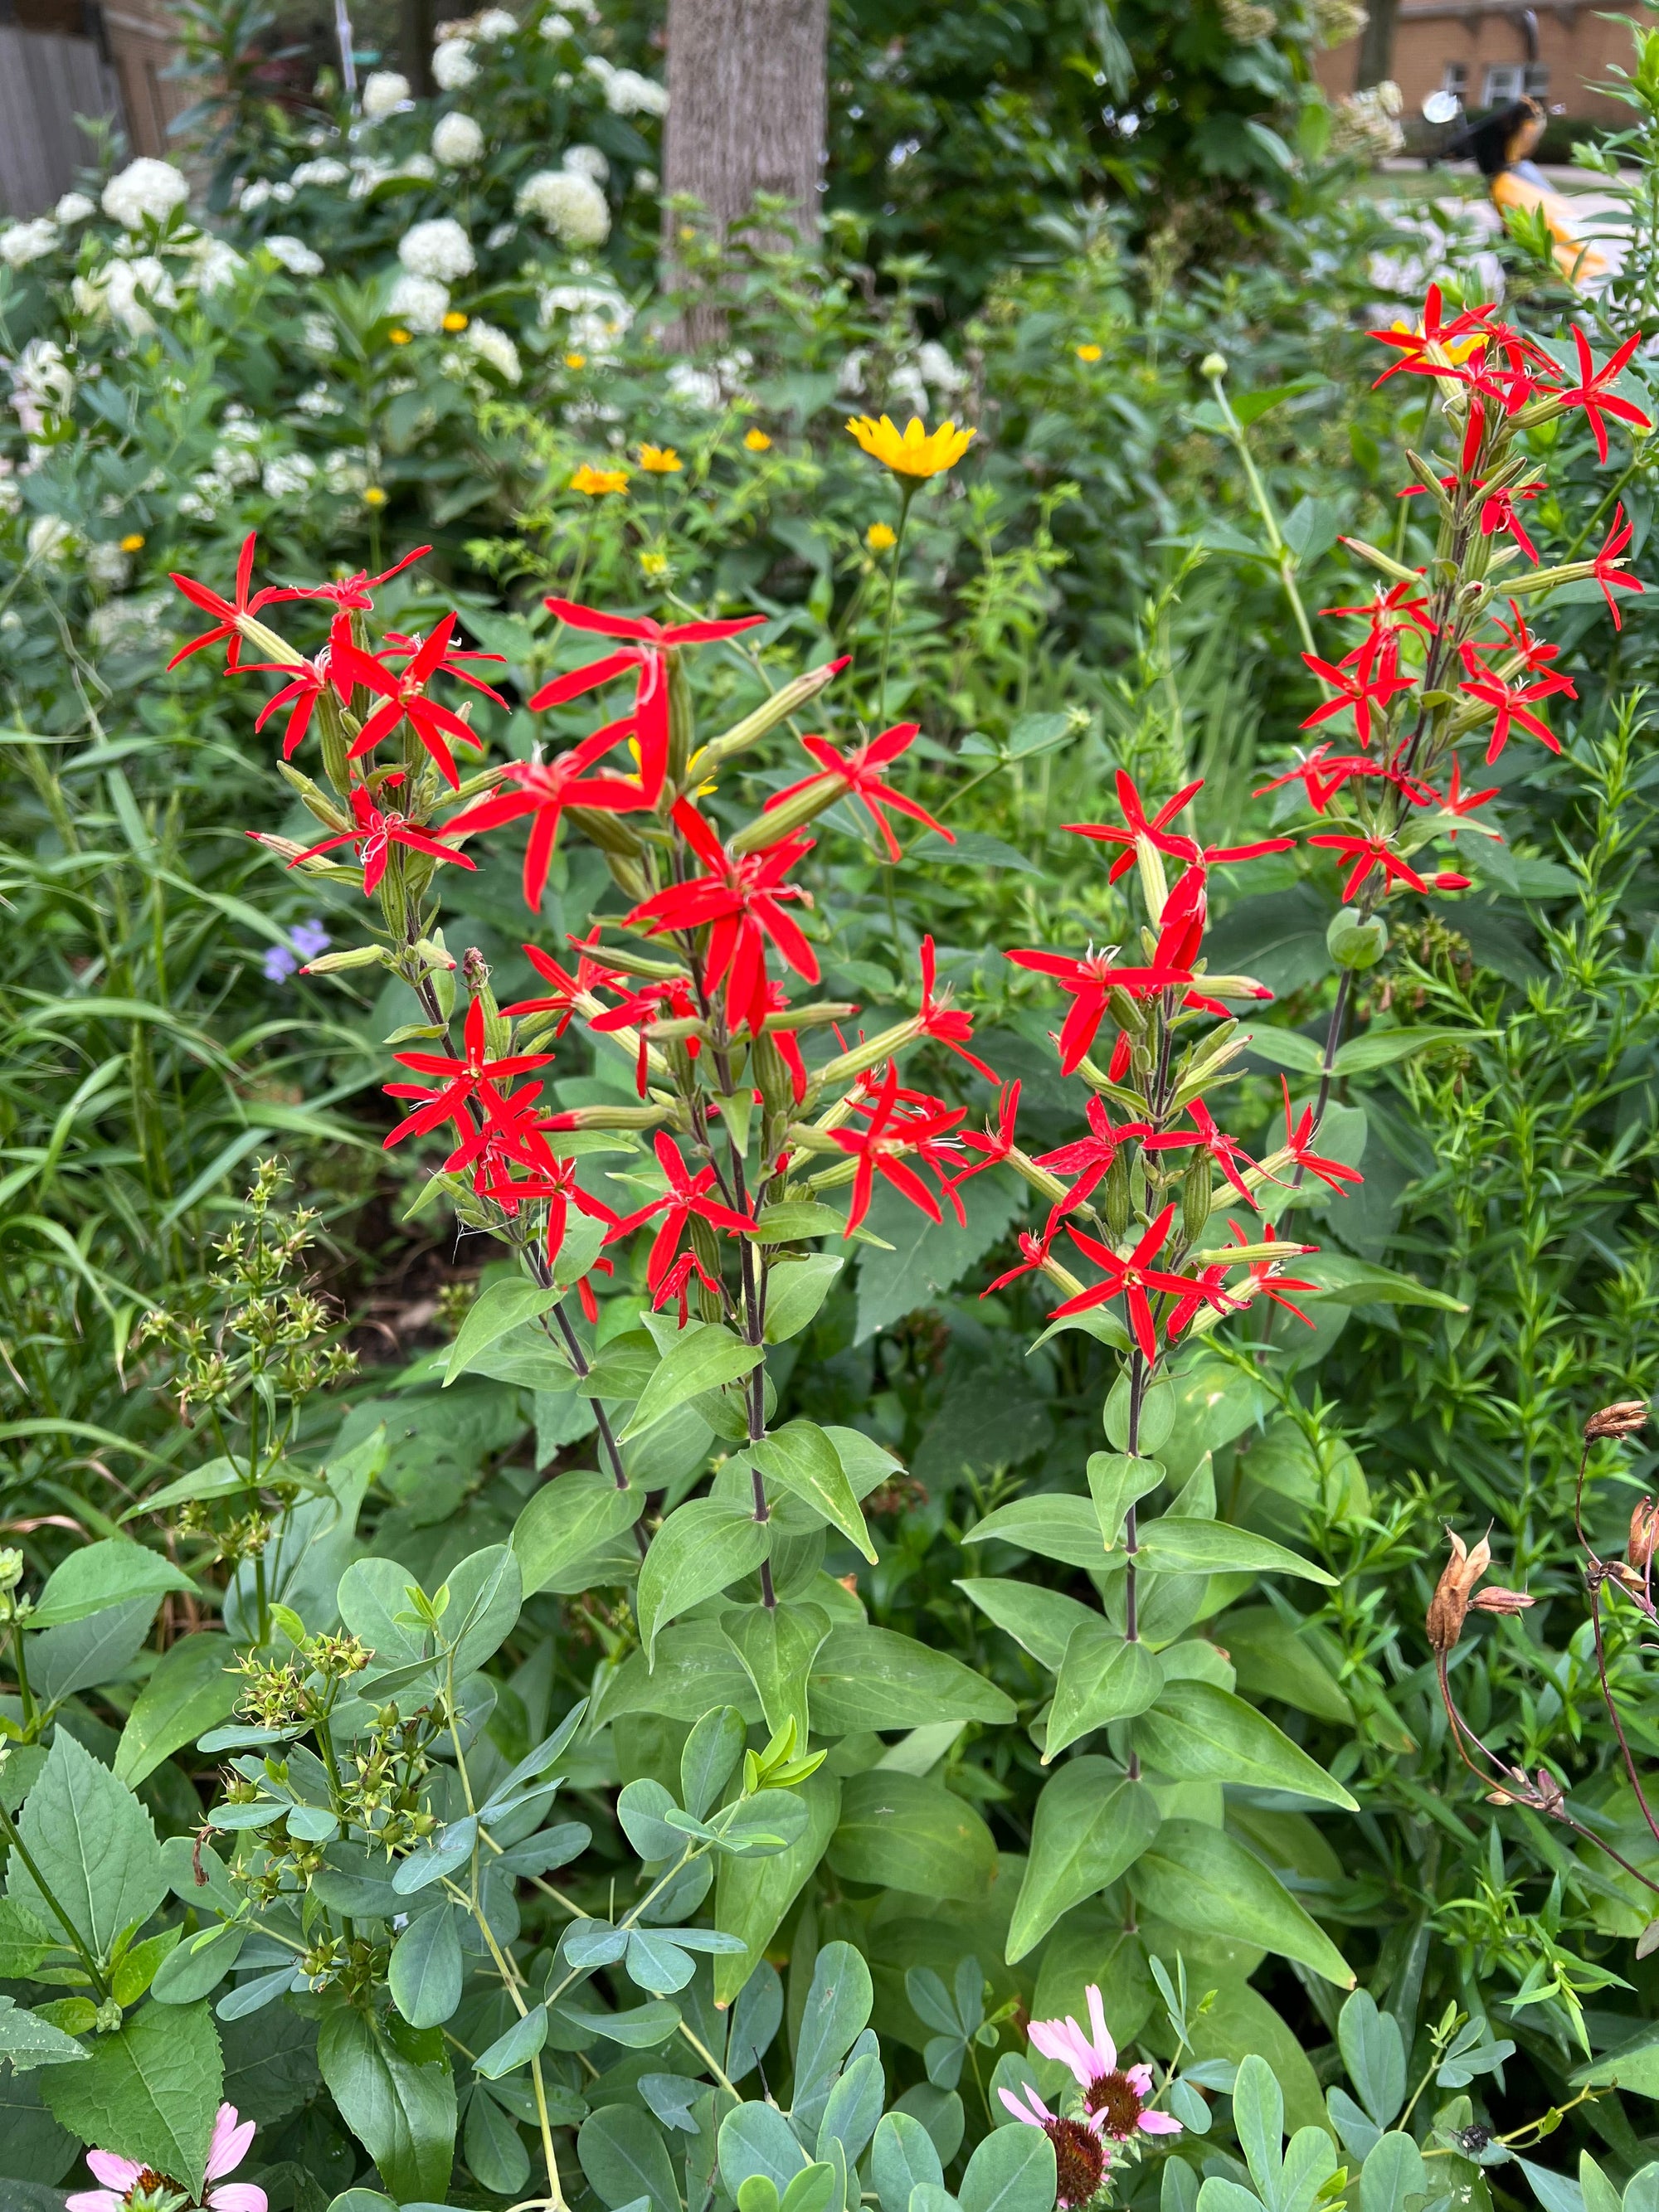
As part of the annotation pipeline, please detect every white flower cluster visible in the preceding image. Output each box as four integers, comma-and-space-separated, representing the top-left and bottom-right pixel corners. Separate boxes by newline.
583, 54, 667, 116
666, 351, 751, 411
12, 338, 76, 420
85, 539, 132, 591
398, 216, 475, 280
388, 273, 452, 331
1, 220, 59, 270
102, 158, 189, 231
539, 280, 633, 358
516, 164, 609, 246
432, 112, 484, 168
324, 448, 371, 494
27, 514, 78, 566
465, 318, 521, 382
290, 158, 349, 188
239, 178, 296, 211
432, 37, 478, 90
265, 236, 324, 277
89, 592, 170, 656
55, 192, 95, 225
193, 238, 246, 294
263, 452, 316, 498
362, 70, 411, 119
563, 143, 608, 182
474, 8, 516, 37
178, 409, 265, 518
75, 255, 178, 336
1331, 80, 1404, 160
539, 11, 572, 36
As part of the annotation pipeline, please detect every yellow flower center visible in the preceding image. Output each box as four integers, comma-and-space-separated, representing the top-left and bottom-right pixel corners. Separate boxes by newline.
388, 328, 412, 346
564, 351, 587, 369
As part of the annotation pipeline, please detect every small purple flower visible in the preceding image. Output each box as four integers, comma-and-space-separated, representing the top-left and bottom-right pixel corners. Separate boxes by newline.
263, 918, 330, 984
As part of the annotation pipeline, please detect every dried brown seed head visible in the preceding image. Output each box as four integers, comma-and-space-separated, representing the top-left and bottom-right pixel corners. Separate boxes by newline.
1586, 1401, 1649, 1441
1472, 1585, 1535, 1617
1631, 1497, 1659, 1574
1427, 1527, 1491, 1654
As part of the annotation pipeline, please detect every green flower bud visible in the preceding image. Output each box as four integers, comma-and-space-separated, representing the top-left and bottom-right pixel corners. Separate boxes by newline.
1327, 907, 1389, 970
1201, 352, 1228, 381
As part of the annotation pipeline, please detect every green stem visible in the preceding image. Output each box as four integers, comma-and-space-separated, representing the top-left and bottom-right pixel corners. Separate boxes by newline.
1564, 454, 1642, 562
876, 482, 917, 722
1205, 367, 1316, 659
11, 1616, 36, 1733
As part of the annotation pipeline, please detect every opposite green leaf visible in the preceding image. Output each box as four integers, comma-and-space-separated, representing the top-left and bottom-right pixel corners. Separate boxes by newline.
958, 1578, 1100, 1675
961, 1495, 1104, 1568
442, 1277, 562, 1386
635, 1498, 772, 1665
1134, 1519, 1336, 1586
753, 1422, 878, 1562
114, 1634, 238, 1788
826, 1771, 996, 1901
714, 1772, 842, 2006
6, 1730, 165, 1962
41, 1998, 223, 2195
511, 1470, 641, 1597
1128, 1820, 1354, 1987
1134, 1680, 1359, 1809
620, 1324, 763, 1441
316, 2009, 456, 2204
722, 1601, 831, 1744
1044, 1625, 1162, 1761
1006, 1764, 1162, 1963
29, 1540, 197, 1629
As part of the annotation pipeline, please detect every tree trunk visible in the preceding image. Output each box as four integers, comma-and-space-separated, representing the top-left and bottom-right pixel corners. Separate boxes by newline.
1355, 0, 1399, 90
662, 0, 827, 338
400, 0, 435, 97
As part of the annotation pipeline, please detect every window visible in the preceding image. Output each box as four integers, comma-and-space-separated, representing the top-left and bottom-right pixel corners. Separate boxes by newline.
1482, 62, 1550, 106
1442, 61, 1467, 99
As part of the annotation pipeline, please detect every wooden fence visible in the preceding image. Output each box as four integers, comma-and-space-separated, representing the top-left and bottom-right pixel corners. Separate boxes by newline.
0, 24, 124, 216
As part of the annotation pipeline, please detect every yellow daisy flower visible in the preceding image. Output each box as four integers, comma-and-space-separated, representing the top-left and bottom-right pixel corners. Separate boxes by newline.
564, 350, 587, 370
119, 532, 146, 552
363, 487, 389, 508
442, 310, 469, 333
388, 328, 413, 346
743, 427, 773, 452
845, 413, 975, 479
639, 550, 669, 577
866, 522, 897, 552
639, 444, 683, 474
570, 464, 630, 497
1076, 343, 1102, 363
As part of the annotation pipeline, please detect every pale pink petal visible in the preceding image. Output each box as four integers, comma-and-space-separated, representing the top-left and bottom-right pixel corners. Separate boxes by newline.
207, 2184, 268, 2212
86, 2154, 142, 2193
1085, 1985, 1117, 2075
1056, 2019, 1097, 2088
1028, 2020, 1073, 2064
1000, 2085, 1048, 2128
1124, 2064, 1154, 2096
1137, 2111, 1183, 2136
206, 2104, 255, 2182
66, 2190, 124, 2212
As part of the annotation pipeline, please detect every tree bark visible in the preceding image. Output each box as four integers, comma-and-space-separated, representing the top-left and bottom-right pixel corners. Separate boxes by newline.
1355, 0, 1399, 90
662, 0, 827, 328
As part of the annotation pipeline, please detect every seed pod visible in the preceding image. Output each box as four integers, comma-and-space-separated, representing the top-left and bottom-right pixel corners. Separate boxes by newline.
1587, 1400, 1649, 1440
1631, 1496, 1659, 1574
1181, 1159, 1212, 1242
1102, 1155, 1131, 1238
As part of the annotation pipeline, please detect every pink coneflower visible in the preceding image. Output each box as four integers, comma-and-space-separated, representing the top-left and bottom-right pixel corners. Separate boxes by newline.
67, 2104, 267, 2212
1028, 1983, 1183, 2143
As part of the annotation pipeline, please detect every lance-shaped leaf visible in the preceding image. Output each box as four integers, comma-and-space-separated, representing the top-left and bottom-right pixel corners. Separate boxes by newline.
961, 1494, 1104, 1568
445, 1277, 562, 1385
714, 1772, 841, 2005
636, 1499, 773, 1664
29, 1539, 197, 1628
1044, 1625, 1162, 1761
1133, 1680, 1359, 1809
1135, 1519, 1336, 1585
1086, 1452, 1164, 1550
958, 1578, 1099, 1674
752, 1422, 878, 1562
1006, 1763, 1161, 1962
722, 1600, 831, 1743
1128, 1819, 1354, 1987
621, 1324, 763, 1441
512, 1469, 642, 1597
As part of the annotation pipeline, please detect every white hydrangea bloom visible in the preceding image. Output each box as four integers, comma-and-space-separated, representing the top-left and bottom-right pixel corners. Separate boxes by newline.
27, 514, 77, 565
193, 239, 246, 293
584, 56, 666, 116
432, 113, 484, 168
563, 143, 609, 183
262, 452, 316, 498
265, 235, 324, 277
1, 220, 59, 268
54, 192, 95, 225
465, 317, 520, 382
14, 338, 75, 416
397, 153, 438, 181
102, 255, 178, 334
474, 8, 516, 36
515, 168, 608, 246
399, 216, 474, 282
85, 540, 131, 591
539, 10, 572, 36
361, 70, 411, 119
917, 340, 966, 395
302, 314, 337, 352
388, 271, 450, 330
239, 178, 296, 211
432, 37, 477, 89
102, 158, 189, 230
291, 158, 349, 187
